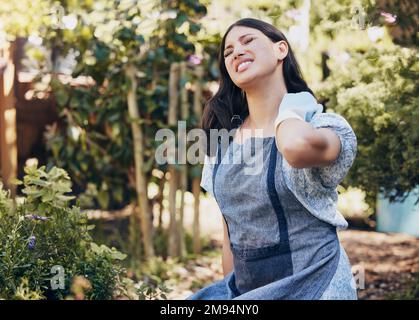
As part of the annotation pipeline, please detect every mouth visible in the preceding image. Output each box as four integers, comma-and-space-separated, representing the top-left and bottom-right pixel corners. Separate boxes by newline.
236, 59, 254, 73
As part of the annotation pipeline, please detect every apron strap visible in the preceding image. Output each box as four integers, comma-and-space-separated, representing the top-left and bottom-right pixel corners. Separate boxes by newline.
267, 141, 293, 265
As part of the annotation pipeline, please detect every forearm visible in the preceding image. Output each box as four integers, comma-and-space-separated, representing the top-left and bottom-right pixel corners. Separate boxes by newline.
275, 118, 340, 168
222, 243, 233, 277
222, 218, 233, 277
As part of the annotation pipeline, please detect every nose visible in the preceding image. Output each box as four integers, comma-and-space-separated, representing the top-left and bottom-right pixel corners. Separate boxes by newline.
234, 52, 245, 60
232, 47, 246, 60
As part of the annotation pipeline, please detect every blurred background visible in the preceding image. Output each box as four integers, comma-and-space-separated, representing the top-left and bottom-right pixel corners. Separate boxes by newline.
0, 0, 418, 300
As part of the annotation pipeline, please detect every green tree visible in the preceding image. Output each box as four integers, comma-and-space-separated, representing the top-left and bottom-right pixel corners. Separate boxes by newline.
318, 45, 418, 207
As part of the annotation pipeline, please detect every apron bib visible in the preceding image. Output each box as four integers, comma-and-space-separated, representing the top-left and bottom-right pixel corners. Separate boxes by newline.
212, 136, 340, 298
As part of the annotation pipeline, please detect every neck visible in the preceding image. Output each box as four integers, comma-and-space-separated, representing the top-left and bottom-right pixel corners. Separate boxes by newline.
242, 70, 288, 136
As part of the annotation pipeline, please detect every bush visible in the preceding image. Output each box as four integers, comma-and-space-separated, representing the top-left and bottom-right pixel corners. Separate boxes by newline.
318, 46, 419, 207
337, 186, 373, 219
0, 165, 130, 299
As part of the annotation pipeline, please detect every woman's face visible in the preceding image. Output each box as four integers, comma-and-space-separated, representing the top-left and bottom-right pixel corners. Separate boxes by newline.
223, 26, 287, 89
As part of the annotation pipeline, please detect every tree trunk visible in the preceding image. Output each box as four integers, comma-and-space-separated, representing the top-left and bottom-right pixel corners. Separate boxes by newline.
0, 41, 17, 197
192, 65, 204, 254
168, 63, 180, 257
156, 172, 166, 230
178, 61, 188, 258
125, 64, 155, 259
192, 178, 201, 254
128, 206, 142, 264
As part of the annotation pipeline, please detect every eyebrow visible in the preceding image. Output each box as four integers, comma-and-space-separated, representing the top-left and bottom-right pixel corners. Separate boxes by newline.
224, 33, 255, 51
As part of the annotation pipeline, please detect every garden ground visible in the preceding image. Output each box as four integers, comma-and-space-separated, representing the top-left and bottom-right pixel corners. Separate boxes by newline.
165, 230, 419, 300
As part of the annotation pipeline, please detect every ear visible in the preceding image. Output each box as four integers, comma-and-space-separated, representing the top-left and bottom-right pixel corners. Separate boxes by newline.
275, 40, 288, 61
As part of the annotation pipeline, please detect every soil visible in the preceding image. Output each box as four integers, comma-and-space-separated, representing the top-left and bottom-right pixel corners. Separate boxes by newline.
166, 230, 419, 300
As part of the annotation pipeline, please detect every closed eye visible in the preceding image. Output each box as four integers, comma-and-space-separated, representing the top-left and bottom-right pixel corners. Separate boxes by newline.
224, 37, 255, 58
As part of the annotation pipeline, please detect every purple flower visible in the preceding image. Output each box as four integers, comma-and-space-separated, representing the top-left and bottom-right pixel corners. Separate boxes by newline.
25, 214, 49, 222
381, 11, 397, 24
188, 54, 202, 65
28, 235, 36, 250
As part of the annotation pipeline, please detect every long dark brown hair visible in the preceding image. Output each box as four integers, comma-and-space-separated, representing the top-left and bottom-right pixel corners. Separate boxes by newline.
201, 18, 315, 156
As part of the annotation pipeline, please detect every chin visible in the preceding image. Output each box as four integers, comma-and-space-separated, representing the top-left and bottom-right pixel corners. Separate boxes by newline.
233, 72, 260, 88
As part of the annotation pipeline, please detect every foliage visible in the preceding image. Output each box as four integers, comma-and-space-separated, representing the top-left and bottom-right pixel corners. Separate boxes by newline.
0, 0, 54, 40
386, 273, 419, 300
136, 280, 172, 300
0, 165, 164, 300
28, 0, 212, 209
337, 186, 373, 219
318, 45, 419, 207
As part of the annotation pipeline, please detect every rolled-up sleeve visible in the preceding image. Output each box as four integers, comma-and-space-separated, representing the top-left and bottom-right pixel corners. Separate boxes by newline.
308, 112, 357, 188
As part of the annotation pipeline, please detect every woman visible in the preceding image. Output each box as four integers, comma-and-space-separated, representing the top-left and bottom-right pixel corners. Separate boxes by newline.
187, 18, 358, 300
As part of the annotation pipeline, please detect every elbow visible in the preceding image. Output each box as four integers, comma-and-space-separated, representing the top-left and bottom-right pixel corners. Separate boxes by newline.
282, 137, 311, 168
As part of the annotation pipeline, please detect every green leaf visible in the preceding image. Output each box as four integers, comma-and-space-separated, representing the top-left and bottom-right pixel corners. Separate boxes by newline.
10, 178, 23, 185
110, 250, 127, 261
90, 242, 101, 254
56, 195, 76, 202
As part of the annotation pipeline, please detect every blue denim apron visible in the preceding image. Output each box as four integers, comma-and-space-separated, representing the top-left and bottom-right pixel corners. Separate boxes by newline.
189, 136, 344, 299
